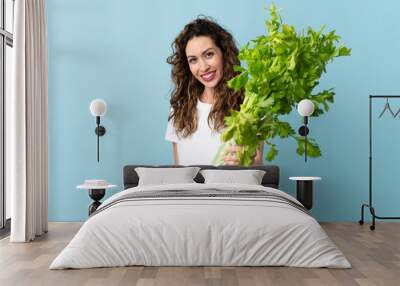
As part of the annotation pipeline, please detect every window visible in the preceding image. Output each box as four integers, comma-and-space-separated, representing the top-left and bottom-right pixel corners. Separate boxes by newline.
0, 0, 14, 233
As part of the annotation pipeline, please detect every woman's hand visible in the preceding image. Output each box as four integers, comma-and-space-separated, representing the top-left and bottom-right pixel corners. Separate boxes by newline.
223, 142, 264, 166
223, 145, 242, 165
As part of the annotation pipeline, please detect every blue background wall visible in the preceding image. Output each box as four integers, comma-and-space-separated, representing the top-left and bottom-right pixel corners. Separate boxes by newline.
47, 0, 400, 221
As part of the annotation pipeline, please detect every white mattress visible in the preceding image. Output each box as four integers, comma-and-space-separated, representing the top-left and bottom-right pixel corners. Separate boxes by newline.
50, 183, 350, 269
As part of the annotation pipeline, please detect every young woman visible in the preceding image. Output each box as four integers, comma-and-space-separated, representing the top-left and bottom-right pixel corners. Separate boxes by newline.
165, 17, 263, 165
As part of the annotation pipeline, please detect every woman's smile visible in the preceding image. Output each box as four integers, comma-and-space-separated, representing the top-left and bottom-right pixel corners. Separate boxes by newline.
200, 70, 216, 82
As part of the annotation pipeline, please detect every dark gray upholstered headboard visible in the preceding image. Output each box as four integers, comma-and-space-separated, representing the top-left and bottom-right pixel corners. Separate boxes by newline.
123, 165, 279, 190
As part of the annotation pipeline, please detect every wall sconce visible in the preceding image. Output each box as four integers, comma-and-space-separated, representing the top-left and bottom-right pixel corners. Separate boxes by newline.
297, 99, 315, 162
89, 99, 107, 162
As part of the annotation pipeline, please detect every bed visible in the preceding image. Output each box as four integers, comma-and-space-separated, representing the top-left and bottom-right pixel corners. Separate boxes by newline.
50, 165, 350, 269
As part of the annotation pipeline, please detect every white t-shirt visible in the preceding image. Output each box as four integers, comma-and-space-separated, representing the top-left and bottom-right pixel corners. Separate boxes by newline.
165, 100, 223, 165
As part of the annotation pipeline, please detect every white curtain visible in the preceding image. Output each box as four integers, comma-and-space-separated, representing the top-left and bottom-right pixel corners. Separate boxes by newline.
9, 0, 48, 242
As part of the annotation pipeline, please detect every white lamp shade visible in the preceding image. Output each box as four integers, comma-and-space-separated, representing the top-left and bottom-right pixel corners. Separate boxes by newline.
90, 99, 107, 117
297, 99, 314, 117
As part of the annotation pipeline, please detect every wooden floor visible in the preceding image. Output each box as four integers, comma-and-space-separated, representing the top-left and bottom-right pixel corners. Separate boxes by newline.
0, 222, 399, 286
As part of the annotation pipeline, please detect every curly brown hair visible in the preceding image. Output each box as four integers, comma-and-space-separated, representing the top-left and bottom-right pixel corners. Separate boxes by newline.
166, 17, 244, 138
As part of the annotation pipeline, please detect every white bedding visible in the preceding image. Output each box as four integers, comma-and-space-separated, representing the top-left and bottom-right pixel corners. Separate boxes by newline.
50, 183, 351, 269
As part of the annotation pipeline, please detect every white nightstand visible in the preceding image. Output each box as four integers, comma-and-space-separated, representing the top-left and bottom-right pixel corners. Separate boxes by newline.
289, 177, 321, 210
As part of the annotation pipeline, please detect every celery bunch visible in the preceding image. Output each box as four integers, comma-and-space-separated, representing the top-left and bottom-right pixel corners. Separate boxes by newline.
217, 4, 351, 165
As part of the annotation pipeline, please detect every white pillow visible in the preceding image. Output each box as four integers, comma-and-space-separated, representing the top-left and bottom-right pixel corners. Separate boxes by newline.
135, 167, 200, 186
200, 169, 266, 185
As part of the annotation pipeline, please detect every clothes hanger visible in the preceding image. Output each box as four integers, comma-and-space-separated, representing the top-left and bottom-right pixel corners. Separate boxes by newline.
394, 106, 400, 118
378, 98, 395, 118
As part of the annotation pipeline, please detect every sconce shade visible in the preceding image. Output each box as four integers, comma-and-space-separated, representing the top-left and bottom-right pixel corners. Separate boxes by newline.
297, 99, 315, 117
90, 99, 107, 117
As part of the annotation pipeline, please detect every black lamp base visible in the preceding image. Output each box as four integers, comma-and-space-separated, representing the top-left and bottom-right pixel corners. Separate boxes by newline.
298, 125, 309, 136
95, 126, 106, 136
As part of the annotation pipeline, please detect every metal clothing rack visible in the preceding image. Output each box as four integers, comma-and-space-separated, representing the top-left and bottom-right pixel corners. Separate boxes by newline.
359, 95, 400, 230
